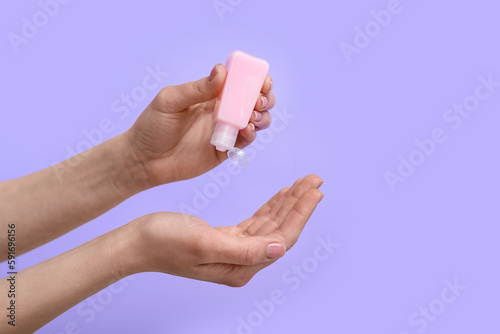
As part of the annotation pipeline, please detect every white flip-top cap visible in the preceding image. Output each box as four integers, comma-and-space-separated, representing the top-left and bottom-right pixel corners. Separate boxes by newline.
211, 122, 238, 152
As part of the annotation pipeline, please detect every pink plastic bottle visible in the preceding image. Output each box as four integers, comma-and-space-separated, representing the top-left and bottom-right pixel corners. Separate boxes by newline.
210, 51, 270, 159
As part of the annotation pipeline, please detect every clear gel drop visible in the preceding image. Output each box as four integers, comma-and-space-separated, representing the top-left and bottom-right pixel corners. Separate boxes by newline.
227, 148, 249, 169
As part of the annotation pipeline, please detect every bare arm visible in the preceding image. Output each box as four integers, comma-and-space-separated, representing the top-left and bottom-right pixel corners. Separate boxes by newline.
0, 133, 148, 260
0, 219, 136, 333
0, 65, 275, 260
0, 175, 323, 333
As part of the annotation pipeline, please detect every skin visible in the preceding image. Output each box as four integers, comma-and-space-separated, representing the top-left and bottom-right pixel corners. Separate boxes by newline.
0, 64, 323, 333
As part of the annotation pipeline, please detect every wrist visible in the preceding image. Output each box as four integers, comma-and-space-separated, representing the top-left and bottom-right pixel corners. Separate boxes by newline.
122, 128, 176, 187
112, 132, 154, 194
114, 219, 148, 277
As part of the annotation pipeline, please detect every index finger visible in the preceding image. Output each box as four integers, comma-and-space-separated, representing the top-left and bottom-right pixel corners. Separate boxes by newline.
261, 74, 273, 94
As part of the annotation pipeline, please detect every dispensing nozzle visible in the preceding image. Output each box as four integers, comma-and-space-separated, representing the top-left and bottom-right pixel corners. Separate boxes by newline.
210, 122, 249, 169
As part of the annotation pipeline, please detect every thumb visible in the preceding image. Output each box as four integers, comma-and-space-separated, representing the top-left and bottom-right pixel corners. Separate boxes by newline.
209, 232, 286, 266
155, 63, 226, 112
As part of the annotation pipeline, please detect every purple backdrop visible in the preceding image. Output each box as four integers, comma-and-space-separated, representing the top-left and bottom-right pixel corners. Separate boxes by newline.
1, 0, 499, 333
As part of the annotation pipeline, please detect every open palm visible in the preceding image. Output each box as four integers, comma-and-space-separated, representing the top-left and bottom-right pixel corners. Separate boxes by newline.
135, 175, 324, 287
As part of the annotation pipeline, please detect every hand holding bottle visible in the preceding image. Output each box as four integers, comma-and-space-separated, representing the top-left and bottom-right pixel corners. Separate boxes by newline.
0, 49, 323, 333
125, 62, 275, 187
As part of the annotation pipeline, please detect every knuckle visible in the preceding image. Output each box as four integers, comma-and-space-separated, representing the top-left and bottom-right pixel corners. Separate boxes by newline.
265, 76, 273, 93
154, 86, 177, 111
258, 112, 271, 129
240, 246, 259, 266
192, 80, 204, 97
267, 99, 275, 110
279, 188, 289, 196
266, 92, 275, 103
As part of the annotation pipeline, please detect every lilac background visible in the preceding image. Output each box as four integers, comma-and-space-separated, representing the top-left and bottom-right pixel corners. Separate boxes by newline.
1, 0, 499, 333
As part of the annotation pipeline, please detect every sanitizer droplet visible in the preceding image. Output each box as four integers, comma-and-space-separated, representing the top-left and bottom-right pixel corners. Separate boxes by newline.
227, 148, 249, 169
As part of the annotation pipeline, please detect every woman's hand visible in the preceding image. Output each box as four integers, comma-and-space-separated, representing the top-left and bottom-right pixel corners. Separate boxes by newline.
126, 64, 275, 186
128, 175, 323, 286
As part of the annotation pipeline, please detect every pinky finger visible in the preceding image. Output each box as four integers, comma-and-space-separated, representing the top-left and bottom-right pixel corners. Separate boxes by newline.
235, 123, 257, 149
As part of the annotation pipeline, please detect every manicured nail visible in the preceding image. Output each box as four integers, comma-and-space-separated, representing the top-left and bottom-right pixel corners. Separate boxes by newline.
253, 110, 263, 122
249, 123, 256, 132
260, 96, 269, 109
269, 78, 273, 91
267, 243, 286, 259
209, 64, 220, 82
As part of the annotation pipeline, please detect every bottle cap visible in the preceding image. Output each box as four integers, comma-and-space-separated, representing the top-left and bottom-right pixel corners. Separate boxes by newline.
211, 122, 238, 152
228, 147, 249, 169
211, 122, 249, 169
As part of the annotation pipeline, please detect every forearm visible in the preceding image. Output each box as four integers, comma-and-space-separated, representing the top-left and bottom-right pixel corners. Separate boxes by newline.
0, 132, 149, 260
0, 222, 140, 333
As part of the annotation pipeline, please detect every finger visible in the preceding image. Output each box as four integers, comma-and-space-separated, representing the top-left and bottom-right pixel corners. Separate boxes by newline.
238, 187, 290, 233
278, 189, 324, 249
215, 225, 245, 237
153, 64, 227, 113
253, 175, 322, 236
245, 179, 305, 236
252, 187, 290, 218
207, 231, 286, 266
251, 110, 272, 130
237, 217, 257, 233
273, 174, 323, 226
235, 123, 256, 149
255, 92, 276, 111
261, 74, 273, 94
266, 177, 306, 218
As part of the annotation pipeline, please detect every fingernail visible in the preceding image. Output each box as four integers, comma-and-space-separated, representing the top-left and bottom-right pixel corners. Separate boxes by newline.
260, 96, 269, 109
249, 123, 256, 132
269, 78, 273, 91
267, 243, 286, 259
209, 64, 220, 82
253, 110, 263, 122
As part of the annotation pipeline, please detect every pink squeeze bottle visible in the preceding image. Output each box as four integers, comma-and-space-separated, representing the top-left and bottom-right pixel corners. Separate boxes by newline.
210, 50, 269, 168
